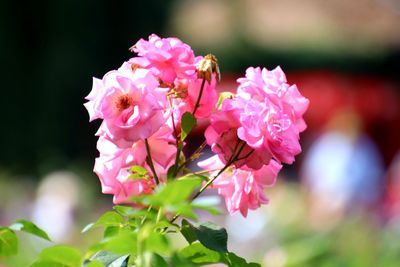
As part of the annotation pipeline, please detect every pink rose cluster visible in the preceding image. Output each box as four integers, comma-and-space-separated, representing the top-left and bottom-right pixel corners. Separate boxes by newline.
84, 34, 218, 204
84, 34, 309, 216
200, 66, 309, 216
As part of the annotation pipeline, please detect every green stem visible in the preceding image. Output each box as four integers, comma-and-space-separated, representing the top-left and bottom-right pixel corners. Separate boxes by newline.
191, 163, 231, 201
176, 140, 207, 174
140, 205, 153, 226
192, 78, 206, 116
192, 141, 246, 201
169, 164, 229, 224
156, 207, 163, 224
172, 78, 206, 178
170, 141, 247, 223
167, 95, 182, 179
145, 138, 160, 185
190, 168, 220, 176
172, 143, 183, 178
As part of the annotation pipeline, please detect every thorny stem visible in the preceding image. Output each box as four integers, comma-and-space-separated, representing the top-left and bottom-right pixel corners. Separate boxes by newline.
145, 138, 160, 185
192, 78, 206, 116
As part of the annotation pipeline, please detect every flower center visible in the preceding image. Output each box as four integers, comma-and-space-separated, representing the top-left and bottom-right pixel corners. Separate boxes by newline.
116, 94, 133, 112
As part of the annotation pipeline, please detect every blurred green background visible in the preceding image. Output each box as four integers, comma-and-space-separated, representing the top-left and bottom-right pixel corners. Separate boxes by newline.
1, 0, 400, 266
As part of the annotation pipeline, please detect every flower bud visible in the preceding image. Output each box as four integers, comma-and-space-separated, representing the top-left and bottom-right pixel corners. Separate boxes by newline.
197, 54, 221, 84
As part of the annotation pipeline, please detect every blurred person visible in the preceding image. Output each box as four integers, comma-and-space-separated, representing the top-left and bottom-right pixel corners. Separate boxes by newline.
31, 171, 80, 242
301, 109, 384, 230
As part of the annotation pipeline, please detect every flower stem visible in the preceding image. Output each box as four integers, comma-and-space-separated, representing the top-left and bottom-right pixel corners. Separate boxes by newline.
172, 142, 183, 178
169, 163, 230, 224
191, 163, 231, 201
170, 141, 247, 223
176, 140, 207, 174
145, 138, 160, 185
171, 78, 206, 178
167, 95, 182, 179
192, 78, 206, 116
191, 168, 220, 176
140, 205, 153, 226
192, 141, 246, 201
156, 207, 163, 224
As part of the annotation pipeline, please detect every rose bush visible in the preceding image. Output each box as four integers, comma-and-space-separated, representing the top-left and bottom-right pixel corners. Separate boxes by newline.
0, 34, 309, 267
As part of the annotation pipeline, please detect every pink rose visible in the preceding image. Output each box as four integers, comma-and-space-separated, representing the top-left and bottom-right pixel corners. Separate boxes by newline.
94, 126, 176, 204
236, 98, 302, 164
95, 157, 154, 205
171, 74, 218, 121
129, 34, 198, 84
84, 63, 168, 142
204, 66, 308, 166
237, 66, 309, 132
205, 97, 273, 169
83, 77, 104, 122
198, 156, 282, 217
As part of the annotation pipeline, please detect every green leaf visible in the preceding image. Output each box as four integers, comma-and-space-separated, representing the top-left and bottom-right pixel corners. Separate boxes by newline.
31, 261, 67, 267
128, 173, 145, 180
170, 253, 197, 267
217, 92, 234, 108
226, 252, 261, 267
85, 251, 129, 267
101, 230, 137, 255
9, 219, 51, 241
167, 164, 177, 180
82, 211, 124, 233
113, 205, 135, 217
114, 205, 156, 221
136, 223, 171, 255
180, 243, 260, 267
154, 220, 179, 231
130, 166, 147, 176
128, 166, 149, 180
145, 232, 170, 254
103, 226, 120, 238
96, 212, 124, 225
174, 204, 199, 220
107, 255, 129, 267
151, 177, 202, 206
180, 112, 197, 141
0, 227, 18, 256
84, 261, 104, 267
34, 245, 82, 267
185, 221, 228, 253
149, 253, 168, 267
177, 174, 208, 182
180, 242, 223, 265
181, 219, 197, 244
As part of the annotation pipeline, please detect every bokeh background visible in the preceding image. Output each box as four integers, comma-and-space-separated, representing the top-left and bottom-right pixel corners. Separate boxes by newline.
1, 0, 400, 266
